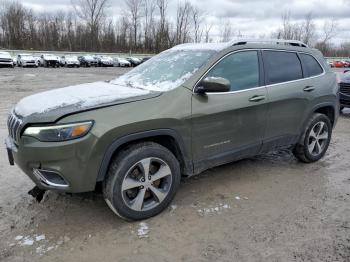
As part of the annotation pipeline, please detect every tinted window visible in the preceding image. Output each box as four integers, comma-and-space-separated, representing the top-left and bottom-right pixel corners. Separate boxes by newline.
205, 51, 260, 91
299, 53, 323, 77
263, 51, 303, 85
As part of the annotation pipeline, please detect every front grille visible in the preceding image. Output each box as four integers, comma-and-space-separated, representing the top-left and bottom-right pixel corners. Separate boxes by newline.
7, 113, 23, 142
340, 83, 350, 96
0, 58, 12, 63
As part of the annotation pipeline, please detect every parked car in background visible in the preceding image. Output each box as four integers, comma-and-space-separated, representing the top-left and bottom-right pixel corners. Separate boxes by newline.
78, 55, 98, 67
126, 57, 141, 67
341, 61, 350, 68
60, 55, 80, 67
328, 61, 334, 68
40, 54, 60, 67
17, 54, 37, 67
33, 55, 41, 67
333, 61, 345, 68
6, 39, 338, 221
0, 51, 14, 68
95, 56, 114, 67
339, 70, 350, 112
12, 57, 17, 67
141, 57, 152, 63
113, 57, 131, 67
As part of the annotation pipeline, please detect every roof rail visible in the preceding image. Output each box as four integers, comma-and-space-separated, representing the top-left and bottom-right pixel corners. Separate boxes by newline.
231, 39, 308, 48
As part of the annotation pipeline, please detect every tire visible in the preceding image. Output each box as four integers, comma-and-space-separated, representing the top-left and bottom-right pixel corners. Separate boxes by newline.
103, 142, 181, 221
293, 113, 332, 163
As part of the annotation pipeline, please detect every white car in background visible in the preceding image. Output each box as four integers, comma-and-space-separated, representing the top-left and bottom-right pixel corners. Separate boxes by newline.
60, 55, 80, 67
0, 51, 14, 68
113, 57, 131, 67
17, 54, 38, 67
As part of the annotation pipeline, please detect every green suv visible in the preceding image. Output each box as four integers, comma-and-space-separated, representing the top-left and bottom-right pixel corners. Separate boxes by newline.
6, 39, 339, 220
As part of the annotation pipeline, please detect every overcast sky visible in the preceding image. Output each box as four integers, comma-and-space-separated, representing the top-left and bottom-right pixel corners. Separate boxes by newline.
21, 0, 350, 45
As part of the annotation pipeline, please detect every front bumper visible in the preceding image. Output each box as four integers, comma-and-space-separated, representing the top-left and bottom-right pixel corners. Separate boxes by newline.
0, 61, 13, 66
340, 92, 350, 107
5, 133, 99, 193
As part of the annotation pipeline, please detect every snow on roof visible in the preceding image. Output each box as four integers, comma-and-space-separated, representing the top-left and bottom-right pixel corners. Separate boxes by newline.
170, 42, 232, 52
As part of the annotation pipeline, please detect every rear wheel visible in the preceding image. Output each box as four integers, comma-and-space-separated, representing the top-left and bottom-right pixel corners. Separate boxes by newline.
293, 113, 332, 163
103, 142, 181, 220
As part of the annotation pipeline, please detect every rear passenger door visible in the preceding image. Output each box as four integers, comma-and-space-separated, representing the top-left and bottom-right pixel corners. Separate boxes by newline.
261, 50, 309, 150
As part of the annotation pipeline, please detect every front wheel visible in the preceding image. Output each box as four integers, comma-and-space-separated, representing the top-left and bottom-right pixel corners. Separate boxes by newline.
103, 142, 181, 220
293, 113, 332, 163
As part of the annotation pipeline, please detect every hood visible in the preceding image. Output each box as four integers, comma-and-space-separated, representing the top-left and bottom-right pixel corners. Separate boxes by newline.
21, 56, 35, 61
66, 57, 79, 62
341, 72, 350, 82
0, 52, 11, 59
14, 81, 160, 123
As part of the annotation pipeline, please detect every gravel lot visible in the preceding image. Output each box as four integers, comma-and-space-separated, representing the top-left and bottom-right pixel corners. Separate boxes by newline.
0, 67, 349, 262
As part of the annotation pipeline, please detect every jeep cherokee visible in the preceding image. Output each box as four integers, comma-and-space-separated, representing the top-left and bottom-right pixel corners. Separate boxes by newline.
5, 39, 339, 220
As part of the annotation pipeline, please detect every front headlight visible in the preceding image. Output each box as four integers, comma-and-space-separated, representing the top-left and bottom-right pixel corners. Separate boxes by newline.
23, 121, 93, 142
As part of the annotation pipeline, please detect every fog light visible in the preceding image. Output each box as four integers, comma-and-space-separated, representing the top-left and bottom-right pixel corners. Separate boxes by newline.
33, 169, 69, 188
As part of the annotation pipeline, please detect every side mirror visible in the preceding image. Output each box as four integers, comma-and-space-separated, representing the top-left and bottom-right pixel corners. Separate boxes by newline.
195, 77, 231, 94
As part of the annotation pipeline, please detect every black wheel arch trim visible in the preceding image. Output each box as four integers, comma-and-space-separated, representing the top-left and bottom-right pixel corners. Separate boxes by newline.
96, 129, 193, 182
297, 102, 337, 144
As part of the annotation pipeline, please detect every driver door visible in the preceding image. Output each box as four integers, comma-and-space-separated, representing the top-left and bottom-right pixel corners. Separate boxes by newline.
191, 50, 268, 172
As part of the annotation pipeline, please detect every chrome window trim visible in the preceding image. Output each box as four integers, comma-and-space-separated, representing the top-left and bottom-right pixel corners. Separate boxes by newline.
192, 48, 326, 96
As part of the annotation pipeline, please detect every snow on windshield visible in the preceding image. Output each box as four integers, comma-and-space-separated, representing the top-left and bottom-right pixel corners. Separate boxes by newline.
111, 49, 216, 91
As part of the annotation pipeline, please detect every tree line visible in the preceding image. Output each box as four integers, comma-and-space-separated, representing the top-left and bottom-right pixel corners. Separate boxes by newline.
0, 0, 210, 53
0, 0, 349, 57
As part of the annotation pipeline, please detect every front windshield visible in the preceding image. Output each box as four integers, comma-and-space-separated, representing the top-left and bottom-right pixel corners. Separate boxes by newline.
112, 49, 216, 91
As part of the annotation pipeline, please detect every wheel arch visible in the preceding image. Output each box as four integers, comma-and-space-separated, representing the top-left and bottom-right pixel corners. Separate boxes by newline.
96, 129, 193, 182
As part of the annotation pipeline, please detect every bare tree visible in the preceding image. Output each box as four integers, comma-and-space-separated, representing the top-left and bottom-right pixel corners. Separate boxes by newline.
204, 22, 212, 43
124, 0, 143, 49
71, 0, 109, 50
192, 5, 203, 43
143, 0, 156, 50
220, 20, 232, 42
175, 1, 192, 44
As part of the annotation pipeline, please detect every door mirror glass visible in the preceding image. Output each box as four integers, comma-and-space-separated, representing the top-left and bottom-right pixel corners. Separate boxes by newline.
196, 77, 230, 94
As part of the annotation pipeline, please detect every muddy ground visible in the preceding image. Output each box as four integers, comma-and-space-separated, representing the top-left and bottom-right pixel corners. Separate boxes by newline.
0, 67, 349, 262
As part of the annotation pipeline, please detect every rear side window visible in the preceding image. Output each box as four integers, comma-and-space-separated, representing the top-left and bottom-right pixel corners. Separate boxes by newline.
263, 51, 303, 85
299, 53, 323, 77
205, 51, 260, 91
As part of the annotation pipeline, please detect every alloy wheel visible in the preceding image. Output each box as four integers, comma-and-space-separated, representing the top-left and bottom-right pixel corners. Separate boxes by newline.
307, 121, 329, 156
121, 157, 172, 212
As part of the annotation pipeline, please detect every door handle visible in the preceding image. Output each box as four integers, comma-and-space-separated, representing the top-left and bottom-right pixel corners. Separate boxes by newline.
303, 86, 315, 92
249, 95, 266, 102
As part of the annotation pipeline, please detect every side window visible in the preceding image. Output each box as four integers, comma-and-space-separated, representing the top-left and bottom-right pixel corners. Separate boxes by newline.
263, 51, 303, 85
205, 51, 260, 91
299, 53, 323, 77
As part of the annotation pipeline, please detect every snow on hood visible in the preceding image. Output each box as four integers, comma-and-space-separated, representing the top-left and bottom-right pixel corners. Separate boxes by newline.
0, 52, 11, 59
14, 81, 151, 117
21, 55, 35, 61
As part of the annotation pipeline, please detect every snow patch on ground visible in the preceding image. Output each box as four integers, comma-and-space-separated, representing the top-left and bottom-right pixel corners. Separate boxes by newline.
137, 222, 149, 238
197, 203, 231, 216
14, 81, 150, 117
